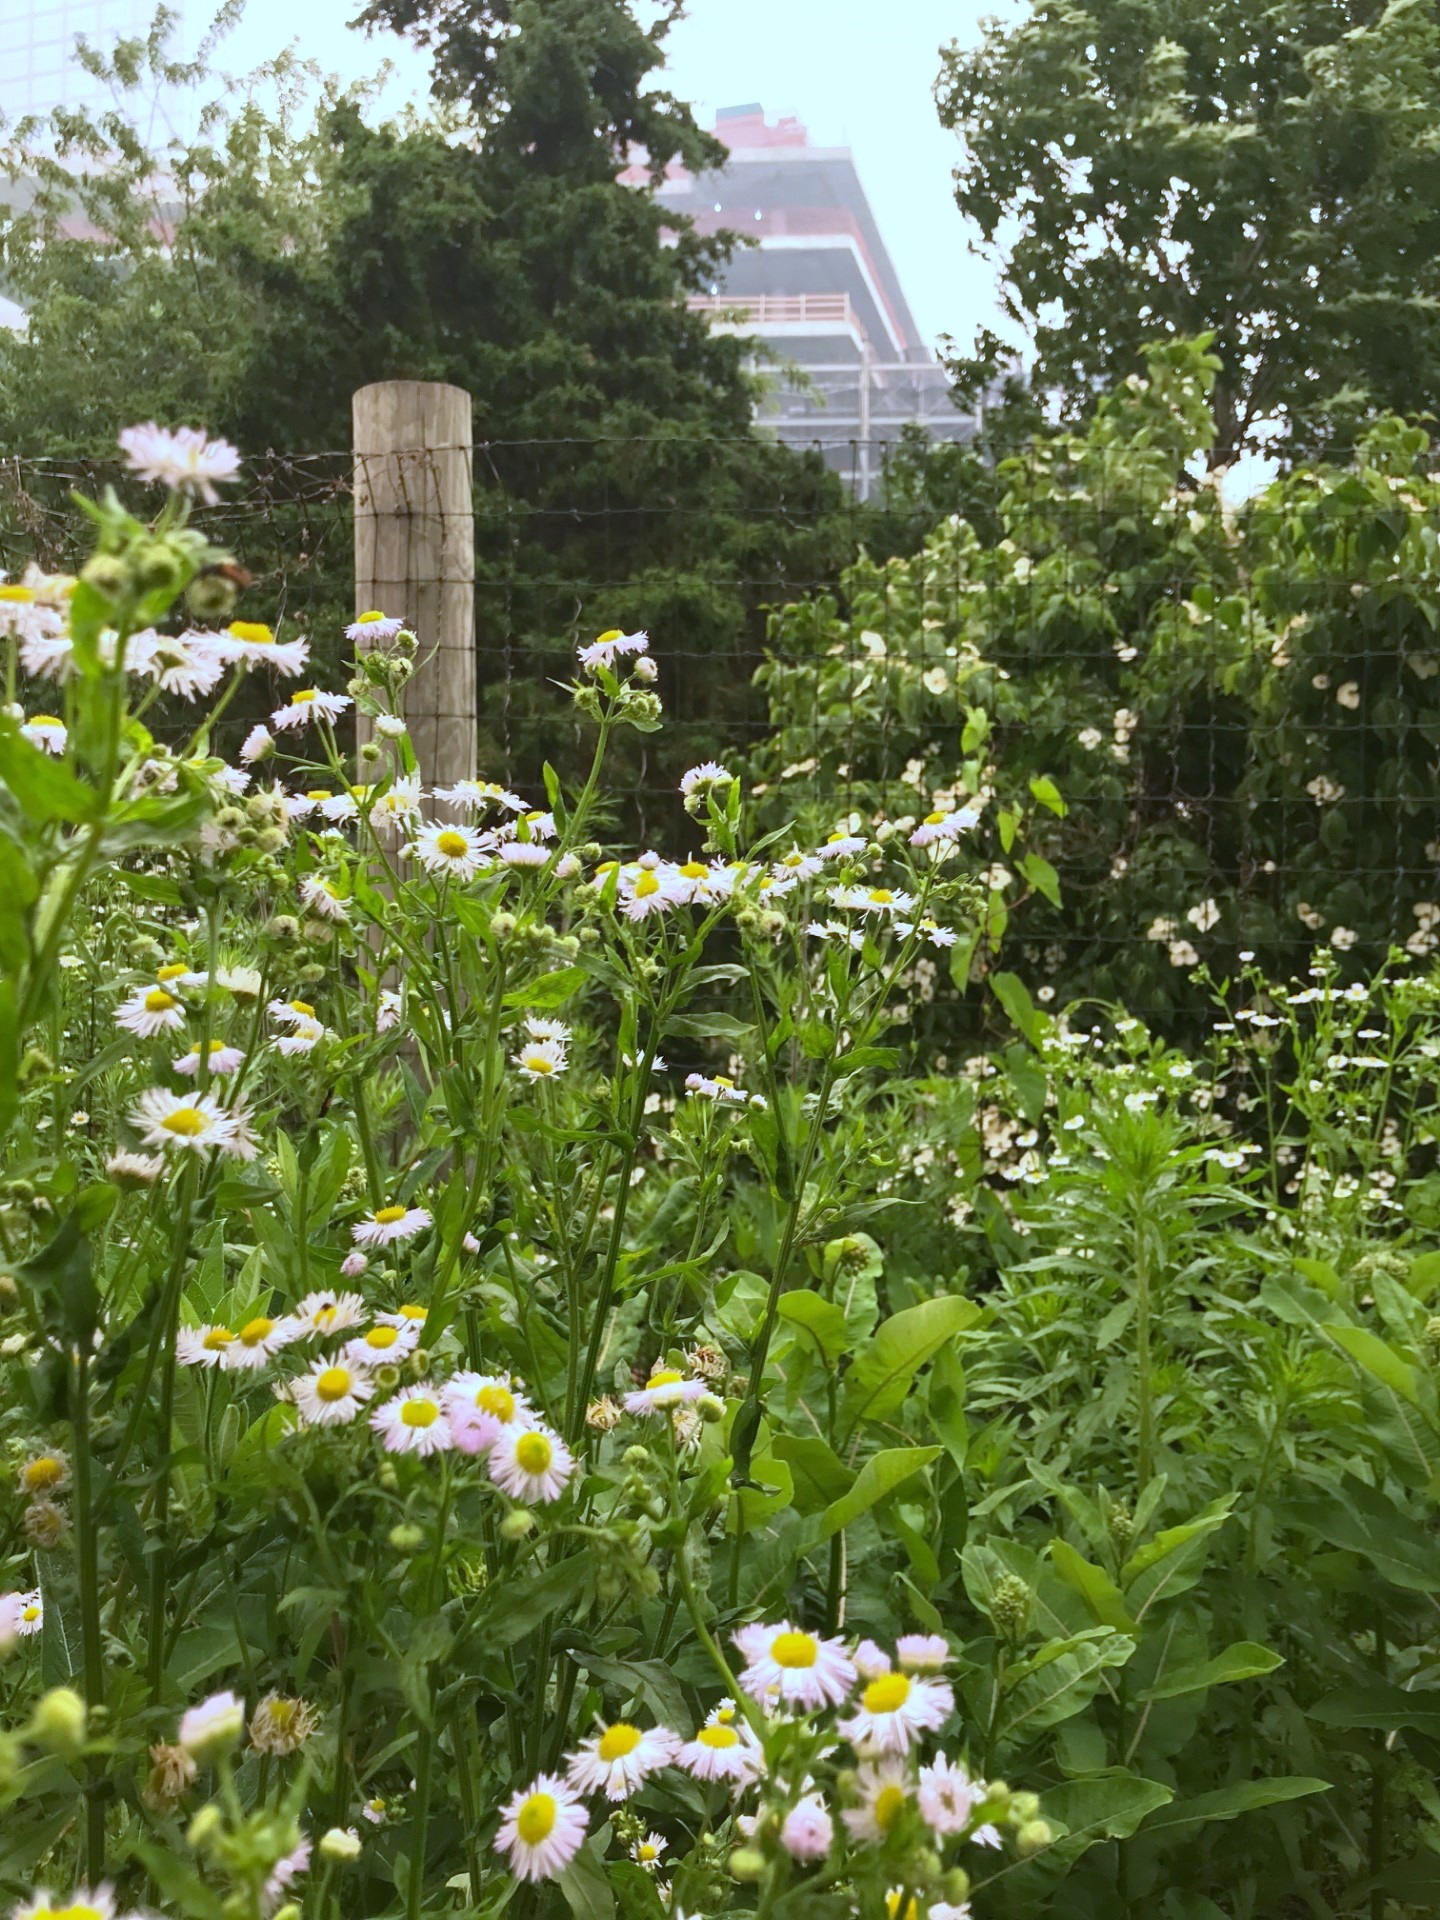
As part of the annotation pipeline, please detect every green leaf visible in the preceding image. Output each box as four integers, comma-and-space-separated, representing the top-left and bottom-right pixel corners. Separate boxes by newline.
502, 965, 586, 1011
558, 1835, 615, 1920
1020, 850, 1062, 907
770, 1434, 852, 1514
1141, 1641, 1283, 1702
1328, 1324, 1422, 1407
842, 1296, 979, 1429
1028, 773, 1068, 816
818, 1446, 941, 1539
0, 724, 97, 825
476, 1551, 594, 1651
1051, 1539, 1136, 1632
777, 1292, 849, 1363
1042, 1767, 1173, 1855
1000, 1630, 1135, 1737
1140, 1776, 1329, 1835
990, 970, 1048, 1047
1309, 1684, 1440, 1736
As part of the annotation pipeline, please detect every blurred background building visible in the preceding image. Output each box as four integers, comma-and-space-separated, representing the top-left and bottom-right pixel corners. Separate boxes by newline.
0, 0, 169, 126
648, 104, 979, 496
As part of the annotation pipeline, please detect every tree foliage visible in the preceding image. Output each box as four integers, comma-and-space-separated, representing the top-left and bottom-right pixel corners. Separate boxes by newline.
936, 0, 1440, 459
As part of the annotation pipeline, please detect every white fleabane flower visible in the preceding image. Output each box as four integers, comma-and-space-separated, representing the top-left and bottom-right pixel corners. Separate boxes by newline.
221, 1315, 302, 1371
494, 1773, 588, 1882
488, 1423, 576, 1504
896, 1633, 951, 1673
499, 841, 549, 869
446, 1372, 532, 1453
345, 611, 406, 643
369, 776, 424, 833
565, 1721, 678, 1801
11, 1889, 127, 1920
772, 847, 823, 882
344, 1321, 422, 1368
619, 863, 684, 921
411, 822, 490, 879
371, 1387, 453, 1456
137, 632, 227, 701
842, 1757, 913, 1843
115, 984, 187, 1038
514, 1037, 569, 1080
917, 1752, 979, 1834
351, 1204, 432, 1248
289, 1359, 374, 1428
577, 627, 649, 671
733, 1622, 857, 1711
132, 1088, 243, 1155
894, 918, 957, 949
679, 759, 734, 797
274, 1018, 329, 1057
780, 1792, 834, 1861
290, 1290, 366, 1338
623, 1367, 707, 1414
118, 423, 242, 504
1, 1589, 44, 1638
173, 1038, 245, 1076
299, 875, 347, 921
830, 885, 916, 916
910, 808, 980, 847
838, 1668, 954, 1755
20, 713, 66, 754
178, 1688, 246, 1758
271, 689, 353, 733
240, 724, 275, 764
176, 1324, 236, 1367
431, 778, 524, 814
674, 1718, 764, 1787
216, 622, 310, 676
817, 830, 868, 860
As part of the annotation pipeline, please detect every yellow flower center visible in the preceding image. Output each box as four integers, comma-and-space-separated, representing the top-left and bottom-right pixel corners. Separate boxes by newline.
713, 1076, 734, 1089
144, 988, 178, 1012
680, 860, 708, 878
515, 1431, 553, 1474
316, 1367, 353, 1404
525, 1051, 555, 1074
595, 628, 623, 644
161, 1106, 207, 1137
868, 888, 895, 905
22, 1456, 65, 1491
698, 1725, 739, 1749
398, 1304, 427, 1321
202, 1328, 234, 1350
597, 1722, 642, 1762
208, 1040, 228, 1055
714, 1704, 736, 1724
21, 1604, 42, 1623
305, 790, 333, 802
875, 1784, 907, 1832
357, 610, 386, 623
228, 621, 274, 644
238, 1317, 276, 1345
30, 713, 62, 728
291, 690, 317, 705
886, 1895, 919, 1920
290, 1000, 315, 1017
772, 1630, 819, 1670
374, 1205, 408, 1225
863, 1673, 912, 1714
926, 810, 947, 825
436, 830, 469, 858
634, 871, 661, 897
156, 963, 189, 982
516, 1792, 557, 1846
364, 1327, 400, 1350
476, 1384, 515, 1421
400, 1398, 439, 1428
638, 1842, 659, 1862
0, 585, 36, 603
648, 1369, 684, 1390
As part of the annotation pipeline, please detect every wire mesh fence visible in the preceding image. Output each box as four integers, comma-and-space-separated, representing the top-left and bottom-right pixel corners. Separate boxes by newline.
4, 433, 1437, 1015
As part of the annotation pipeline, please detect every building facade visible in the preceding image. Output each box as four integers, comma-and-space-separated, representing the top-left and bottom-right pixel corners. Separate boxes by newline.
653, 104, 978, 497
0, 0, 170, 128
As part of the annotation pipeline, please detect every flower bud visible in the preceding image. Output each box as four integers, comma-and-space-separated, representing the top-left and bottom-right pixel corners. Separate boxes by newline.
29, 1687, 86, 1755
178, 1689, 245, 1761
185, 573, 238, 621
989, 1573, 1032, 1643
359, 741, 381, 763
942, 1868, 971, 1902
24, 1501, 70, 1550
133, 541, 183, 595
186, 1803, 224, 1851
266, 914, 301, 942
319, 1826, 362, 1861
696, 1393, 725, 1424
500, 1509, 534, 1541
728, 1848, 765, 1882
81, 553, 131, 601
388, 1523, 425, 1555
1016, 1818, 1052, 1857
1010, 1791, 1040, 1823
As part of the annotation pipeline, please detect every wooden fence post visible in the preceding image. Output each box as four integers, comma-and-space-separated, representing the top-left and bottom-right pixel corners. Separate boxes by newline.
352, 381, 475, 788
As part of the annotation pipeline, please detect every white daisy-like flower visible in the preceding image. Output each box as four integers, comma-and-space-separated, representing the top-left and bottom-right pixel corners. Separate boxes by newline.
674, 1718, 765, 1787
806, 919, 865, 951
630, 1831, 667, 1869
269, 998, 320, 1026
917, 1752, 978, 1835
494, 1773, 589, 1882
513, 1037, 569, 1080
10, 1889, 123, 1920
369, 776, 425, 833
376, 988, 403, 1032
19, 712, 67, 754
118, 422, 242, 503
488, 1423, 576, 1504
351, 1204, 432, 1247
896, 1633, 951, 1673
671, 857, 721, 904
173, 1038, 244, 1076
212, 622, 310, 676
445, 1372, 532, 1453
853, 1638, 891, 1680
894, 917, 958, 949
733, 1622, 857, 1711
132, 1088, 242, 1155
679, 760, 734, 797
176, 1324, 238, 1367
345, 611, 406, 643
577, 627, 649, 671
218, 965, 263, 999
290, 1290, 367, 1338
684, 1072, 756, 1107
18, 628, 74, 677
910, 808, 980, 847
105, 1150, 167, 1187
565, 1721, 678, 1801
271, 688, 353, 733
344, 1321, 422, 1368
780, 1792, 834, 1861
411, 822, 490, 879
830, 885, 916, 916
262, 1838, 310, 1917
499, 840, 548, 869
316, 789, 364, 824
772, 847, 823, 882
525, 1016, 572, 1044
115, 984, 187, 1038
623, 1368, 707, 1415
2, 1589, 45, 1637
619, 863, 684, 921
220, 1314, 302, 1371
817, 831, 868, 860
274, 1018, 329, 1057
289, 1359, 374, 1428
239, 723, 275, 764
838, 1668, 954, 1755
371, 1387, 453, 1456
299, 874, 347, 921
842, 1757, 913, 1843
373, 1303, 430, 1329
431, 778, 524, 814
136, 632, 228, 701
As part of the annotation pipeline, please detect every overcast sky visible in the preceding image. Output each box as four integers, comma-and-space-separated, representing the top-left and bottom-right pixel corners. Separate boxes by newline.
211, 0, 1012, 354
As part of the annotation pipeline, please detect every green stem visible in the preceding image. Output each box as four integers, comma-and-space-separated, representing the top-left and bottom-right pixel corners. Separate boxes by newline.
72, 1341, 107, 1883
